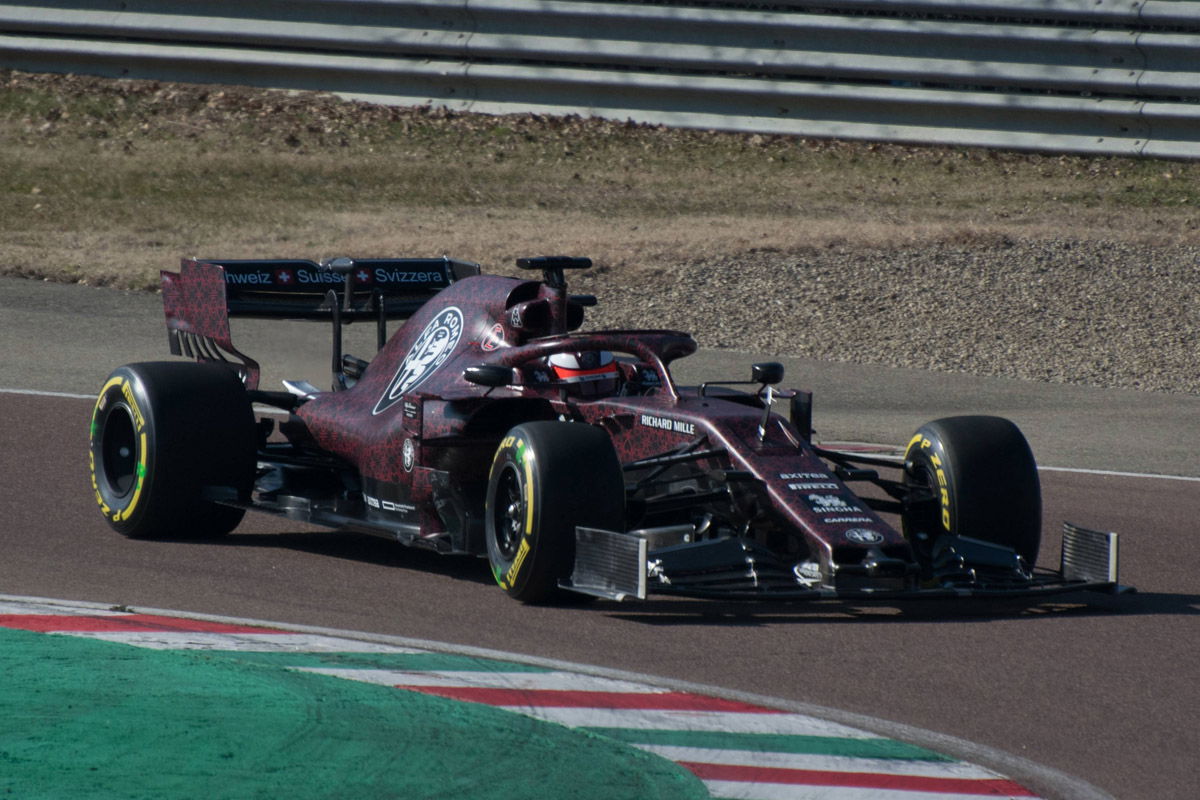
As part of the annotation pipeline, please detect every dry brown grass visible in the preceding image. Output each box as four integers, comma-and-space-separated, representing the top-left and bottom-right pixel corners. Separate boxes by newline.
3, 69, 1198, 289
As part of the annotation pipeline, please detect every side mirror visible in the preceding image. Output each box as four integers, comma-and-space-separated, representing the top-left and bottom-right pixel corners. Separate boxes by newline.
463, 365, 514, 387
752, 362, 784, 385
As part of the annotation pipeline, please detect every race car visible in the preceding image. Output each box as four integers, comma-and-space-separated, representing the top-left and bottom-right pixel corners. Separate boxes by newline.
89, 255, 1126, 603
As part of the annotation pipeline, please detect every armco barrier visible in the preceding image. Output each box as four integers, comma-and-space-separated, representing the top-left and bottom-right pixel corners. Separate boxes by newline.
1, 0, 1198, 157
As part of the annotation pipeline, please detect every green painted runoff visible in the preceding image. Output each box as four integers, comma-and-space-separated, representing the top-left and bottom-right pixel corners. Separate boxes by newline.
0, 628, 708, 800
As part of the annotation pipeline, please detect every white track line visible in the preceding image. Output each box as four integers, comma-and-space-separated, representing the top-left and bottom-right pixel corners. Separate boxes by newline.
1038, 465, 1200, 482
700, 782, 1022, 800
483, 707, 879, 738
62, 631, 425, 652
0, 387, 93, 399
300, 667, 667, 693
816, 440, 1200, 483
10, 385, 1198, 483
636, 745, 1004, 779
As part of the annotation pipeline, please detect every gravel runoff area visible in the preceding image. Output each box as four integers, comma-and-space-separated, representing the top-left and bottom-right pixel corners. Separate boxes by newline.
573, 238, 1200, 396
3, 70, 1196, 396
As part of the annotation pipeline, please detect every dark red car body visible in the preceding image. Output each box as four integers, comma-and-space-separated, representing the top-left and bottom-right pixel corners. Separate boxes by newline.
111, 254, 1124, 603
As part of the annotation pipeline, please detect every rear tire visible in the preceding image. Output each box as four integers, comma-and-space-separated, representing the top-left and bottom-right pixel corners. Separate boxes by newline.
89, 362, 256, 539
485, 421, 624, 603
902, 415, 1041, 566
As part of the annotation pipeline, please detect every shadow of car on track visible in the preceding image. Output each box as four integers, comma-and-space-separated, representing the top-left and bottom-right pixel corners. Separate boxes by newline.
213, 528, 497, 587
595, 589, 1200, 626
154, 524, 1199, 622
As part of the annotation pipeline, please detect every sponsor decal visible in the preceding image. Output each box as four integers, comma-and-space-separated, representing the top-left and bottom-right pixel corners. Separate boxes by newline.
793, 560, 822, 587
844, 528, 885, 545
363, 493, 416, 516
480, 322, 505, 352
361, 476, 421, 521
403, 400, 419, 419
639, 414, 696, 436
780, 472, 828, 480
373, 307, 464, 415
373, 268, 445, 285
402, 439, 415, 472
223, 270, 275, 286
803, 493, 863, 515
823, 516, 874, 524
223, 264, 444, 288
787, 482, 839, 491
295, 270, 346, 285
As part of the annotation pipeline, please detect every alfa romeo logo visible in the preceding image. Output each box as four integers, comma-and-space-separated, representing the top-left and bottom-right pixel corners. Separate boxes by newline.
844, 528, 884, 545
373, 307, 463, 415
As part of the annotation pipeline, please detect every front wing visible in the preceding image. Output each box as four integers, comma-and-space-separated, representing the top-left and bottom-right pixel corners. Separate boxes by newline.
566, 522, 1129, 602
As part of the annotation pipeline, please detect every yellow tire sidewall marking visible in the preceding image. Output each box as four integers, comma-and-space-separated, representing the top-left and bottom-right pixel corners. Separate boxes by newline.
492, 435, 534, 590
905, 433, 952, 533
90, 375, 150, 523
522, 449, 534, 536
503, 439, 536, 588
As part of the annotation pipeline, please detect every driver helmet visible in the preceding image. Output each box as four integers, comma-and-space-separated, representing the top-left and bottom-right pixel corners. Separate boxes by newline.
547, 350, 621, 396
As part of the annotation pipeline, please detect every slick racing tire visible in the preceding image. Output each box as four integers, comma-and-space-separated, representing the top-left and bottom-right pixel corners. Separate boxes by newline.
485, 421, 624, 603
902, 415, 1041, 566
89, 361, 257, 539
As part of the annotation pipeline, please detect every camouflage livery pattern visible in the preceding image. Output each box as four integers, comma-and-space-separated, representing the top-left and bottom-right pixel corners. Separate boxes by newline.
258, 268, 900, 580
143, 255, 1118, 602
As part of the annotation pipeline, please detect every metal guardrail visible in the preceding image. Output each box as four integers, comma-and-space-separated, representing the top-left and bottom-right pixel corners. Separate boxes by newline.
1, 0, 1197, 158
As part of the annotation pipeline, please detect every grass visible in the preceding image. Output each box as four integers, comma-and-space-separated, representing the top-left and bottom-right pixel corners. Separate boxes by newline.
2, 69, 1197, 289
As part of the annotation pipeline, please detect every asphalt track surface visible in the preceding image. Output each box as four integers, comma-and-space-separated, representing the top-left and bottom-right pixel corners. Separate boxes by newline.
3, 277, 1199, 799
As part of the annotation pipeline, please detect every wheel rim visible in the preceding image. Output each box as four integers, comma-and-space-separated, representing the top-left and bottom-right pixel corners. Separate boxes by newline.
99, 404, 139, 498
492, 464, 525, 561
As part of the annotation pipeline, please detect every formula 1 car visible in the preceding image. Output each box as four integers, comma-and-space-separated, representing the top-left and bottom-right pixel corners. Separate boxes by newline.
89, 255, 1125, 603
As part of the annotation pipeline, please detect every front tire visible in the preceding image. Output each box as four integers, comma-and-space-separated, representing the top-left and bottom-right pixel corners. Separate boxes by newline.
89, 362, 256, 539
902, 415, 1041, 566
485, 421, 624, 603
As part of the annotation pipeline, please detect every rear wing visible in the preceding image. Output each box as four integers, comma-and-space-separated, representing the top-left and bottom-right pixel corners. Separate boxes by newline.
162, 256, 479, 390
